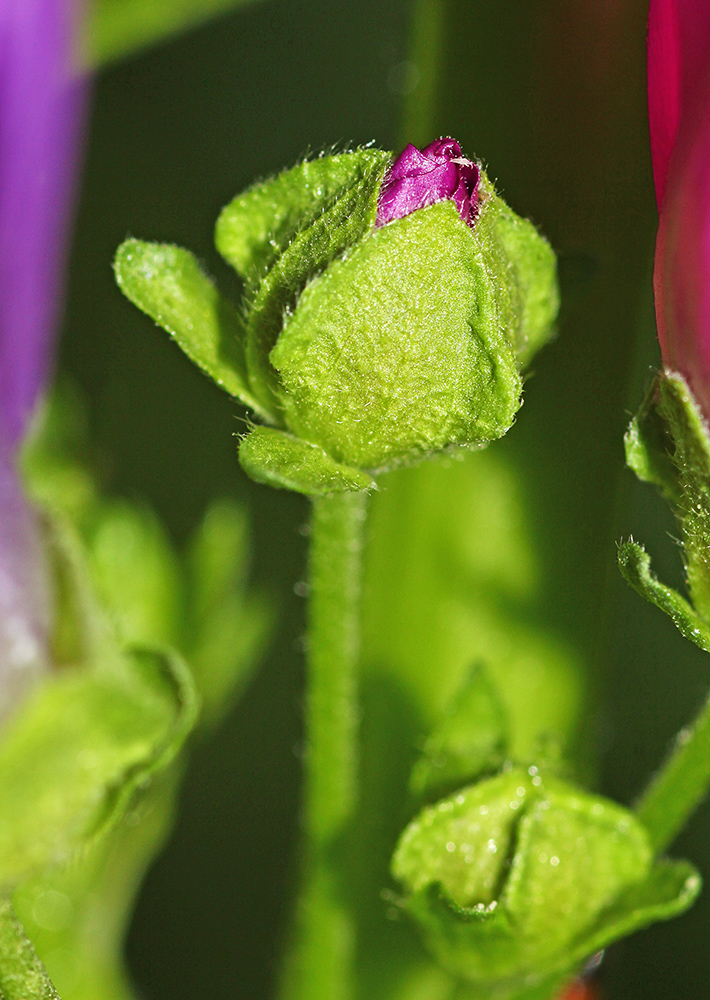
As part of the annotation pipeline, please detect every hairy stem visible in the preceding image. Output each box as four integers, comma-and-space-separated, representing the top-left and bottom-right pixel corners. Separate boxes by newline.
280, 491, 368, 1000
636, 687, 710, 854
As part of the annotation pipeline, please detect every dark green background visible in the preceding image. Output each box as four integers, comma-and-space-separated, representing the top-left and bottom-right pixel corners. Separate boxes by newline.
57, 0, 710, 996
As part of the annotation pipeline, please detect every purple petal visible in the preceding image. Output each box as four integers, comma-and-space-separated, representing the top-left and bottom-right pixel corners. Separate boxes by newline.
0, 436, 50, 720
376, 137, 480, 229
0, 0, 88, 451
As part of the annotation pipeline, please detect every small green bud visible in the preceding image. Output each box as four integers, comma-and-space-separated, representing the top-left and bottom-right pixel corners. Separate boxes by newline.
392, 769, 699, 998
115, 142, 559, 492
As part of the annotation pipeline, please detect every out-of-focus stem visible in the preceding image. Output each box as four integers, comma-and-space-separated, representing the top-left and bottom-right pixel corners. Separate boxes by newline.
399, 0, 445, 147
636, 687, 710, 854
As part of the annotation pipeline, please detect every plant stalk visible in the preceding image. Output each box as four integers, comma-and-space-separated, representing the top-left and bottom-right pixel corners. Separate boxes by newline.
636, 686, 710, 854
279, 490, 368, 1000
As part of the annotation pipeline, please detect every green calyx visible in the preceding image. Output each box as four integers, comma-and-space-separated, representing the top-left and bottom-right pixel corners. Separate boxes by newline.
392, 769, 699, 999
115, 146, 559, 494
624, 370, 710, 621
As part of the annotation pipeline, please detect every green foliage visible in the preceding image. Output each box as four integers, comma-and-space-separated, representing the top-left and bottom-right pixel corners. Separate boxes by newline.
113, 241, 266, 418
215, 151, 391, 284
409, 665, 508, 801
244, 152, 390, 414
185, 500, 273, 724
0, 647, 195, 891
625, 371, 710, 618
0, 900, 60, 1000
618, 540, 710, 654
83, 0, 261, 68
392, 770, 699, 998
9, 386, 271, 998
239, 427, 376, 495
117, 149, 560, 492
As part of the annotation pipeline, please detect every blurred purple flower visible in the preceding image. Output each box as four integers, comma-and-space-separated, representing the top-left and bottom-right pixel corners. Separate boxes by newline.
648, 0, 710, 419
376, 137, 480, 229
0, 0, 88, 715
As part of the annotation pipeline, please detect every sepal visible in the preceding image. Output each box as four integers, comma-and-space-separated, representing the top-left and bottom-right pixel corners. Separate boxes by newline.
618, 540, 710, 653
113, 240, 267, 418
392, 769, 697, 998
624, 370, 710, 617
239, 426, 376, 495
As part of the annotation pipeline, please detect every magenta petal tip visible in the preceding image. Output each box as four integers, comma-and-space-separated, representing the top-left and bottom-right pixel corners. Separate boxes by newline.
376, 137, 480, 229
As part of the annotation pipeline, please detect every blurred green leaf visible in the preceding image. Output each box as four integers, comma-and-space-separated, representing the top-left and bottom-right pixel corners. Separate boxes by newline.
409, 664, 509, 801
89, 501, 183, 651
84, 0, 263, 68
13, 770, 180, 1000
0, 899, 60, 1000
0, 647, 197, 889
185, 500, 273, 724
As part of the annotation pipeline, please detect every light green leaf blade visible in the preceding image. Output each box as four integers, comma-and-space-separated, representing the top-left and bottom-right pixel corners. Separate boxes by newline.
83, 0, 262, 69
0, 900, 60, 1000
114, 240, 268, 418
215, 150, 391, 283
239, 426, 376, 495
0, 648, 197, 889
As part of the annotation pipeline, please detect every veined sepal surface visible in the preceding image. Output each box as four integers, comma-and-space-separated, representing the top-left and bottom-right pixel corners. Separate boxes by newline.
391, 768, 698, 999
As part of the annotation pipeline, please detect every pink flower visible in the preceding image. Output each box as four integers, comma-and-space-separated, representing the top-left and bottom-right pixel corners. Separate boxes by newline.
375, 138, 480, 229
648, 0, 710, 418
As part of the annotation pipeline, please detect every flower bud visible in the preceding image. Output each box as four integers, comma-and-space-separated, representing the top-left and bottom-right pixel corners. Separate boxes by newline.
391, 769, 698, 998
115, 142, 560, 493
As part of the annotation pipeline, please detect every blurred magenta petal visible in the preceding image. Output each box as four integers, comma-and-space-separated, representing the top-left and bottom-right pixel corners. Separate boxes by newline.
649, 0, 710, 417
0, 0, 88, 451
0, 438, 50, 719
0, 0, 88, 709
648, 0, 710, 210
376, 137, 479, 229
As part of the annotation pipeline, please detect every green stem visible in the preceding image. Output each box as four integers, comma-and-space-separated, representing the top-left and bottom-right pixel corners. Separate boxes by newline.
636, 688, 710, 854
279, 491, 368, 1000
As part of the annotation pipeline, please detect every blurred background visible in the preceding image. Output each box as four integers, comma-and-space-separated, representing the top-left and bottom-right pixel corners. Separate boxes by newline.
55, 0, 710, 996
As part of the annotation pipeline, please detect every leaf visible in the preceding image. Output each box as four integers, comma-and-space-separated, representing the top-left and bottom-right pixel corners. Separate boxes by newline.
185, 500, 273, 723
0, 647, 197, 889
89, 501, 183, 651
410, 664, 509, 800
215, 150, 391, 283
83, 0, 262, 68
239, 426, 376, 495
245, 152, 390, 410
114, 240, 268, 419
566, 859, 700, 966
0, 900, 60, 1000
273, 201, 522, 471
617, 539, 710, 653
